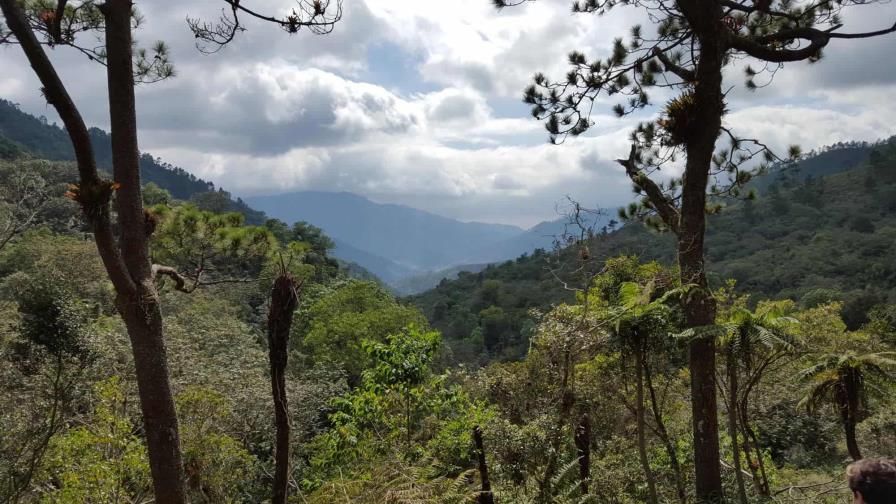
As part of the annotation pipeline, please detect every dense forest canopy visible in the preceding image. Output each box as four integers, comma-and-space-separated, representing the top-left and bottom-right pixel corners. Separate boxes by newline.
1, 0, 896, 503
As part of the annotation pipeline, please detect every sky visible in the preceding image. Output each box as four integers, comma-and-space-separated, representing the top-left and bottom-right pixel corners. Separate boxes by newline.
2, 0, 896, 228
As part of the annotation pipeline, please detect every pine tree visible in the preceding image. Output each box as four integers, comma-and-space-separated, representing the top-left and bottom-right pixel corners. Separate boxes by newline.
494, 0, 896, 500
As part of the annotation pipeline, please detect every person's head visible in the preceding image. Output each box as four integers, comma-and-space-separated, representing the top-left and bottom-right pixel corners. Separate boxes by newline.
847, 458, 896, 504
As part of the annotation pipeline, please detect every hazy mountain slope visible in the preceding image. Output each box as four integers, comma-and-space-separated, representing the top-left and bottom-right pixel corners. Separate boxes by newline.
751, 141, 875, 194
330, 239, 418, 286
245, 191, 523, 272
394, 216, 618, 295
392, 263, 490, 296
466, 214, 618, 264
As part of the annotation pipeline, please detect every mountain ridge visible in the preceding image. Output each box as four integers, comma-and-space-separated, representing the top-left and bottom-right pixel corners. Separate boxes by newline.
245, 190, 526, 275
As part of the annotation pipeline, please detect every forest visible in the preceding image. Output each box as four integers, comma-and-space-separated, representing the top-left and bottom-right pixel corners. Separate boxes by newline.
2, 0, 896, 503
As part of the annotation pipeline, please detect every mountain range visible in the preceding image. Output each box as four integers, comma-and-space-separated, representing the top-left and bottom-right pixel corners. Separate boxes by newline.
246, 191, 614, 291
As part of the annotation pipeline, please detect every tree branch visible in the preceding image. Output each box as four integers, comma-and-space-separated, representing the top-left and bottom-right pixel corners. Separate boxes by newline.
52, 0, 69, 44
151, 264, 255, 293
652, 46, 695, 83
616, 144, 681, 234
727, 33, 827, 63
728, 21, 896, 63
152, 264, 197, 293
190, 0, 342, 51
828, 21, 896, 39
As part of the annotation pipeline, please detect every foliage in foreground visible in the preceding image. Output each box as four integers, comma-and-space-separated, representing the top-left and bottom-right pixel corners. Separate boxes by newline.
0, 155, 893, 503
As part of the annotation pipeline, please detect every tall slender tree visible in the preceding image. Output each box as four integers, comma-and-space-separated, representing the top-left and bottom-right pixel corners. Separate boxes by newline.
495, 0, 896, 500
266, 266, 302, 504
0, 1, 342, 502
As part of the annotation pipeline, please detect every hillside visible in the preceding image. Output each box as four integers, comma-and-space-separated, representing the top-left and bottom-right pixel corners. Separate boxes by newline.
465, 212, 618, 265
331, 238, 418, 286
392, 262, 490, 295
411, 139, 896, 362
0, 99, 212, 199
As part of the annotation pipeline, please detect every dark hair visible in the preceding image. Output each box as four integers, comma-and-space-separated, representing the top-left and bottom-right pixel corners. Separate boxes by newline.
847, 459, 896, 504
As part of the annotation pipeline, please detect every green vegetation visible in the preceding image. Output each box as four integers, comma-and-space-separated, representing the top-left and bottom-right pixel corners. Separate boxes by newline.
0, 99, 212, 200
0, 142, 893, 503
0, 154, 427, 502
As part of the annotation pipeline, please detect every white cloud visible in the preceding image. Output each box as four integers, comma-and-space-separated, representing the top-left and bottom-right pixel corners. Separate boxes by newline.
2, 0, 896, 227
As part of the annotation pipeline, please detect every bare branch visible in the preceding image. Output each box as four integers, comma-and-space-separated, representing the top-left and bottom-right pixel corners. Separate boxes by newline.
652, 46, 695, 82
616, 144, 680, 234
189, 0, 343, 52
728, 20, 896, 63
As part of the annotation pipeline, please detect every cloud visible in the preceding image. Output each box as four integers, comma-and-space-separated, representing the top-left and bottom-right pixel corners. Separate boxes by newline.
2, 0, 896, 228
137, 65, 422, 156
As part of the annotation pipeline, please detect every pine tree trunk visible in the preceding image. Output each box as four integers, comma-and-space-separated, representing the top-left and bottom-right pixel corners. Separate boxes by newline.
119, 293, 187, 504
727, 349, 749, 504
103, 1, 187, 501
267, 274, 300, 504
679, 211, 722, 504
636, 344, 659, 504
676, 4, 726, 500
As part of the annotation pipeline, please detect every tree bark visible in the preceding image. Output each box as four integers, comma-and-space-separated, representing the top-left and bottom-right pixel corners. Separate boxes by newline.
635, 342, 659, 504
118, 296, 186, 503
101, 1, 187, 502
267, 273, 300, 504
845, 420, 862, 461
726, 348, 749, 504
675, 4, 726, 501
574, 413, 591, 495
473, 426, 495, 504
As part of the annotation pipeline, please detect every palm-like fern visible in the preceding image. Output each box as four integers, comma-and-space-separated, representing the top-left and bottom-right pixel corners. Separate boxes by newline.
302, 458, 479, 504
799, 351, 896, 461
492, 458, 602, 504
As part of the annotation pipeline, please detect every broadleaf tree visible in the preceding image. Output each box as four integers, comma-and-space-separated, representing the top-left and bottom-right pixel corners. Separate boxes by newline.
0, 1, 342, 502
494, 0, 896, 500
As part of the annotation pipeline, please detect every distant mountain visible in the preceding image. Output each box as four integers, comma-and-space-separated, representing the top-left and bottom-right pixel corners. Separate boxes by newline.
467, 214, 618, 264
331, 239, 418, 286
389, 215, 619, 295
245, 191, 524, 273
